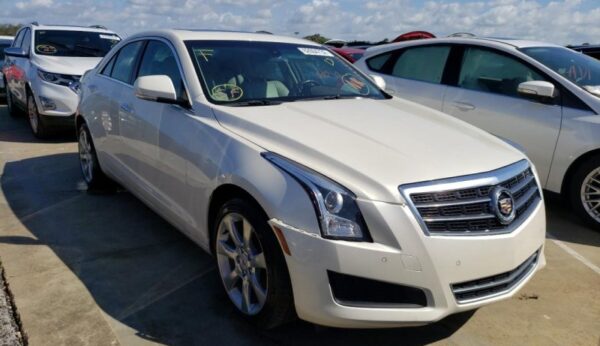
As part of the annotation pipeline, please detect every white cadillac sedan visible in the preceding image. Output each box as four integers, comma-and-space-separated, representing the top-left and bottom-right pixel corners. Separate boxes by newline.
76, 30, 546, 329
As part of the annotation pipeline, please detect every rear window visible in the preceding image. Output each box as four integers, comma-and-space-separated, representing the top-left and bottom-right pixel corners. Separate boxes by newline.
34, 30, 120, 57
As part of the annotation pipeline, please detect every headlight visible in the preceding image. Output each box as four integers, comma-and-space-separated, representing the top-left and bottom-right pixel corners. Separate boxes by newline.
262, 152, 371, 241
37, 69, 80, 92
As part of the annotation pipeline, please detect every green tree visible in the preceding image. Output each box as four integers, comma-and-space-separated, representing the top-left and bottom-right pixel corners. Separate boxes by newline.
303, 33, 330, 44
0, 24, 22, 36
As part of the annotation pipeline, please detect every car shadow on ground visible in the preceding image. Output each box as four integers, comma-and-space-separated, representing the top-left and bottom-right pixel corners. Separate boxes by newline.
544, 193, 600, 247
0, 152, 476, 345
0, 105, 75, 144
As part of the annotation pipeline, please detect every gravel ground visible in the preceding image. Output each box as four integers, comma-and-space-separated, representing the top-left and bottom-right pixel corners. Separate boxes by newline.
0, 266, 23, 346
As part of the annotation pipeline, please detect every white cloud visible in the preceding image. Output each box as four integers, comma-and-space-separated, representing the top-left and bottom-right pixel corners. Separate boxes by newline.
1, 0, 600, 45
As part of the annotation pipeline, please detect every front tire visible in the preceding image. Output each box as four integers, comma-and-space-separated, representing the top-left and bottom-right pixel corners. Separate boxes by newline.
213, 198, 295, 328
569, 155, 600, 230
78, 122, 113, 191
27, 92, 49, 138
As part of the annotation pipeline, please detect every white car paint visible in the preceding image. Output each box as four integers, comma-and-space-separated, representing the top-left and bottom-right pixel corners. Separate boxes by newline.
78, 30, 546, 328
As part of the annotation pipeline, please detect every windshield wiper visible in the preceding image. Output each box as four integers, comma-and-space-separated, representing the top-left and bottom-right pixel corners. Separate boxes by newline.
227, 99, 282, 107
298, 95, 360, 101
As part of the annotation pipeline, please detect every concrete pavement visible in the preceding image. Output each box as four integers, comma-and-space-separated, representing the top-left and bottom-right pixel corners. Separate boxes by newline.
0, 104, 599, 345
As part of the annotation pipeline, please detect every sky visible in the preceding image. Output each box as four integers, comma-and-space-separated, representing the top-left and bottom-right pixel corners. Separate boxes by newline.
1, 0, 600, 45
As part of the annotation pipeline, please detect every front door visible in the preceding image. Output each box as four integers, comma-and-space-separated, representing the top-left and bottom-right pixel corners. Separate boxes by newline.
442, 46, 562, 186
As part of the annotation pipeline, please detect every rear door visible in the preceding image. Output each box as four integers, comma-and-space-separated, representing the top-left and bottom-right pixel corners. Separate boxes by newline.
104, 40, 145, 180
365, 44, 452, 110
442, 46, 562, 186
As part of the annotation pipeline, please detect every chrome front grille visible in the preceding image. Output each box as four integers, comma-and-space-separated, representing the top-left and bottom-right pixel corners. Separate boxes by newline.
400, 160, 541, 236
451, 250, 539, 303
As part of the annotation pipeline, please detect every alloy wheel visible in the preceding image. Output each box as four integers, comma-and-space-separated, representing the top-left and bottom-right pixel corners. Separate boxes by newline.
78, 128, 94, 183
581, 167, 600, 223
216, 212, 268, 315
27, 96, 38, 134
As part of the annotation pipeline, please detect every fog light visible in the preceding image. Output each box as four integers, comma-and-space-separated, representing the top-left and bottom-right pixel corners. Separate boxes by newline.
39, 96, 56, 110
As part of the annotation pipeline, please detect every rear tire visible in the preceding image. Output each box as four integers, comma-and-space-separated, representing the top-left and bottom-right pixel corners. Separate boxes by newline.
568, 155, 600, 231
27, 92, 49, 138
213, 198, 295, 329
77, 122, 114, 191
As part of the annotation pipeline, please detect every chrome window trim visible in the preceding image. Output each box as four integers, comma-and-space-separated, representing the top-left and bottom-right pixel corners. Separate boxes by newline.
399, 159, 540, 237
95, 36, 193, 107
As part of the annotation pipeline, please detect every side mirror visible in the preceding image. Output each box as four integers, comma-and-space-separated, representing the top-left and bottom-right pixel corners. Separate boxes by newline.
4, 47, 28, 58
518, 81, 557, 99
370, 74, 386, 91
134, 75, 178, 104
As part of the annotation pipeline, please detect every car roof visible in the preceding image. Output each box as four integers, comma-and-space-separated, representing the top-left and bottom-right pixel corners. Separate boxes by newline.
364, 37, 563, 57
29, 24, 118, 34
0, 35, 14, 41
127, 29, 320, 46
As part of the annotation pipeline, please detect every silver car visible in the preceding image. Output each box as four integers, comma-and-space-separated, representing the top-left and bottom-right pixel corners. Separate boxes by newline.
356, 37, 600, 230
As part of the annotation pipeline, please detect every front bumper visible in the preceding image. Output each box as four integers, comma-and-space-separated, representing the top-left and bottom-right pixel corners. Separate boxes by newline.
31, 78, 78, 117
271, 198, 546, 328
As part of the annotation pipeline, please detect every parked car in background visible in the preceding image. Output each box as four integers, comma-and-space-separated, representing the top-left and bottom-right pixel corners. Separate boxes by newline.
0, 35, 14, 97
356, 37, 600, 229
76, 29, 545, 329
392, 31, 435, 42
568, 44, 600, 60
330, 46, 365, 63
2, 22, 120, 138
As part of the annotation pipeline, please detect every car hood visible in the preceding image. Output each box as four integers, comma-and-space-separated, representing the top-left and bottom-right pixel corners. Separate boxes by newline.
32, 55, 102, 76
211, 97, 526, 203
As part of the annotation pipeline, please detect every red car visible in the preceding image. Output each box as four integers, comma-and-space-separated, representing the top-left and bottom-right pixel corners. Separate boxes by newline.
330, 47, 365, 63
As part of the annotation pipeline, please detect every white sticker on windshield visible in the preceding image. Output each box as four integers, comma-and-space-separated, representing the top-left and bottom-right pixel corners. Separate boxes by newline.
298, 47, 333, 57
100, 34, 120, 40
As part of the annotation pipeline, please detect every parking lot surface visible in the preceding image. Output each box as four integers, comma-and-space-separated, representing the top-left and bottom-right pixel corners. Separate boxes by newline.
0, 105, 599, 345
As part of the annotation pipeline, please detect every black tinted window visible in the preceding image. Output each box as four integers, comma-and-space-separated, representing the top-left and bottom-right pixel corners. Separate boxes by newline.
390, 46, 450, 84
137, 41, 184, 98
460, 47, 546, 97
34, 30, 120, 57
111, 41, 144, 84
101, 54, 117, 76
366, 52, 393, 72
21, 29, 31, 54
12, 30, 24, 48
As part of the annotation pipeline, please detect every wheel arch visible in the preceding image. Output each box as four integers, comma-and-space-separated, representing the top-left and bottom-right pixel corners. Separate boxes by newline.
561, 148, 600, 196
207, 183, 269, 256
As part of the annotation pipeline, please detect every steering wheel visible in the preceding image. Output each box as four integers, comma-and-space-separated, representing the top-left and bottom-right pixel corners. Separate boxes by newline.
300, 80, 322, 95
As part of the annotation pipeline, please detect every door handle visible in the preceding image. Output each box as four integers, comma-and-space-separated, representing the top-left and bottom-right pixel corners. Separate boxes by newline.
88, 84, 98, 92
452, 101, 476, 111
119, 103, 132, 113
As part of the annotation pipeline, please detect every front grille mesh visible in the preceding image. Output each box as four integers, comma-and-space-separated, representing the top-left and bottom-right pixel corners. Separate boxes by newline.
406, 164, 540, 235
451, 250, 539, 303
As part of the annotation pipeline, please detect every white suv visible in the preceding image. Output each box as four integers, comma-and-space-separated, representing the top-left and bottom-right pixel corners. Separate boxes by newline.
3, 22, 120, 138
77, 30, 546, 328
356, 37, 600, 230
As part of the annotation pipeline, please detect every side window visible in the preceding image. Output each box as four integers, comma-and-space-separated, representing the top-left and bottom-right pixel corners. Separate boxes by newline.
458, 47, 547, 98
137, 40, 184, 99
110, 41, 144, 84
366, 52, 393, 72
12, 29, 25, 48
21, 29, 31, 54
101, 54, 117, 76
390, 45, 451, 84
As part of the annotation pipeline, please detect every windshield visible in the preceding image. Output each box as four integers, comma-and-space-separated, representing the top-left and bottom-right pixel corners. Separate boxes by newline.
185, 40, 388, 105
521, 46, 600, 94
34, 30, 120, 57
